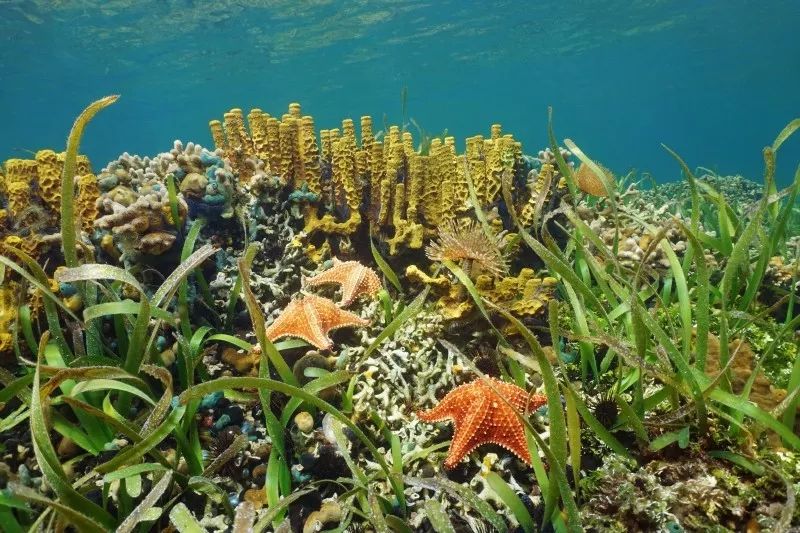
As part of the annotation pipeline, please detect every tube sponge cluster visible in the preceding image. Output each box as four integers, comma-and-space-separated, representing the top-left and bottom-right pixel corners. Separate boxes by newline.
0, 151, 94, 259
209, 103, 531, 256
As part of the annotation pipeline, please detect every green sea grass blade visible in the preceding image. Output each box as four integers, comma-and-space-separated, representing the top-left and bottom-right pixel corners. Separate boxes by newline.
29, 334, 115, 529
404, 477, 508, 532
205, 333, 254, 351
169, 503, 206, 533
740, 168, 800, 315
0, 373, 33, 405
0, 405, 29, 433
83, 300, 176, 325
369, 228, 403, 292
707, 451, 765, 476
179, 377, 398, 495
103, 463, 167, 483
116, 471, 172, 533
662, 144, 701, 234
616, 395, 650, 444
771, 118, 800, 152
704, 383, 800, 449
280, 370, 353, 426
564, 390, 581, 500
0, 250, 75, 358
70, 379, 155, 405
660, 238, 692, 361
238, 243, 296, 385
441, 260, 507, 344
10, 483, 106, 533
178, 219, 206, 339
18, 305, 38, 354
95, 404, 185, 473
152, 244, 216, 308
60, 397, 174, 472
500, 173, 606, 316
252, 488, 314, 533
649, 426, 690, 451
424, 498, 456, 533
674, 220, 710, 370
563, 282, 597, 380
364, 286, 428, 357
552, 300, 639, 454
61, 95, 119, 268
629, 295, 708, 433
547, 107, 579, 199
485, 472, 535, 533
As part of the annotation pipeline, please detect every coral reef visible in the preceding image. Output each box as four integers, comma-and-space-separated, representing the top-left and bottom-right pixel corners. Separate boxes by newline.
209, 103, 540, 258
93, 140, 240, 262
0, 151, 94, 259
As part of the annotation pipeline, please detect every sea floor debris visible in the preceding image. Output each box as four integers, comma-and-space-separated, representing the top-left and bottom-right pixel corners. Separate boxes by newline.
0, 99, 799, 532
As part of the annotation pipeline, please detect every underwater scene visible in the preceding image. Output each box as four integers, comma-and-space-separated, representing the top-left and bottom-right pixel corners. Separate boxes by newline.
1, 1, 800, 532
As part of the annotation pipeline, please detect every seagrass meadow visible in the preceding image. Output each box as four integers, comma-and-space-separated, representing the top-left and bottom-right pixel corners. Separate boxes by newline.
0, 95, 799, 533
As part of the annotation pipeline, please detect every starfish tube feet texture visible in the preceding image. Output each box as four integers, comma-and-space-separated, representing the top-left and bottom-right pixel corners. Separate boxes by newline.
265, 294, 370, 351
417, 377, 547, 469
302, 257, 382, 307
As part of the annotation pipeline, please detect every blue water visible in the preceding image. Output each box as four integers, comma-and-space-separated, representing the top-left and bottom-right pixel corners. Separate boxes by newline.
2, 0, 799, 184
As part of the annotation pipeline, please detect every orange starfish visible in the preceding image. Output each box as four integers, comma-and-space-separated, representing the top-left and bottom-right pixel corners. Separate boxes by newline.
302, 258, 382, 307
265, 294, 369, 351
417, 377, 547, 469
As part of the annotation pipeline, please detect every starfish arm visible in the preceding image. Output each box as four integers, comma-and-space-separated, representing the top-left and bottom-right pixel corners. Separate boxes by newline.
265, 299, 333, 351
416, 382, 475, 423
489, 417, 532, 464
303, 268, 342, 288
444, 395, 489, 469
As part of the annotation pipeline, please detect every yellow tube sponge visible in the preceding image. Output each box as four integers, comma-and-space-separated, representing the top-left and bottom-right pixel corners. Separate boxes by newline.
339, 120, 360, 212
0, 280, 20, 355
3, 158, 36, 219
369, 141, 386, 225
406, 151, 424, 222
360, 116, 374, 161
266, 117, 281, 176
300, 116, 321, 196
288, 102, 302, 119
288, 117, 304, 187
209, 120, 226, 151
229, 108, 253, 155
421, 138, 443, 226
248, 109, 271, 162
278, 120, 295, 184
35, 149, 62, 213
76, 174, 100, 233
385, 182, 424, 255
